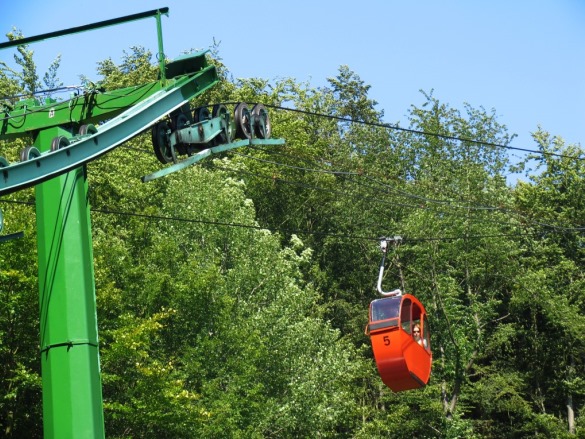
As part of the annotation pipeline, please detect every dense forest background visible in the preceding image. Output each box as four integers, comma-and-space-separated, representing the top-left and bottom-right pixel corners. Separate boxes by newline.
0, 41, 584, 438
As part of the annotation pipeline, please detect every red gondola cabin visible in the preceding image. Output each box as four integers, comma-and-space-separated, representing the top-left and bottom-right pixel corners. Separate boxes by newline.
367, 293, 432, 392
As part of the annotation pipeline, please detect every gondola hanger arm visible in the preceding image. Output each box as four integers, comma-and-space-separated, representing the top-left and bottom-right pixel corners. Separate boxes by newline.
376, 236, 402, 296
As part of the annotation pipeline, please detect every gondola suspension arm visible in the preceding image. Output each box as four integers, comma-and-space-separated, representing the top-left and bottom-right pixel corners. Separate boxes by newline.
377, 236, 403, 297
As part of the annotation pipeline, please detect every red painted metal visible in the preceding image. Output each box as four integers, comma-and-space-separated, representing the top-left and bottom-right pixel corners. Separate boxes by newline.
367, 294, 432, 392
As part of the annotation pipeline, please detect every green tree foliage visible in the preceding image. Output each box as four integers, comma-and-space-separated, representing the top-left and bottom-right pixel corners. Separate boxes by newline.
508, 131, 585, 437
0, 202, 41, 438
0, 29, 62, 96
92, 157, 363, 437
0, 37, 584, 438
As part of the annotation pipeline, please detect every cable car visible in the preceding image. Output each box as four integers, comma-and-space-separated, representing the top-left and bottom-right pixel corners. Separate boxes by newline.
366, 238, 432, 392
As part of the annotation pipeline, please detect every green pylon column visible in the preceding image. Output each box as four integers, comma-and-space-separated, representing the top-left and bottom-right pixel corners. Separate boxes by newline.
34, 127, 105, 438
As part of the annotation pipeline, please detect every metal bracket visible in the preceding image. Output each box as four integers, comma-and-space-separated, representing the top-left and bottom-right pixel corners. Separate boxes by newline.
0, 208, 24, 243
0, 231, 24, 243
376, 236, 403, 296
171, 116, 224, 146
142, 138, 285, 182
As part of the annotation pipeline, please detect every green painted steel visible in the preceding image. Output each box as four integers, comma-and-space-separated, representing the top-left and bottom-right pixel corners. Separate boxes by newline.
1, 82, 165, 139
0, 205, 24, 243
170, 114, 225, 146
0, 7, 169, 51
0, 7, 285, 438
34, 127, 104, 438
142, 138, 285, 182
0, 8, 223, 437
0, 62, 218, 195
155, 11, 167, 83
1, 49, 215, 140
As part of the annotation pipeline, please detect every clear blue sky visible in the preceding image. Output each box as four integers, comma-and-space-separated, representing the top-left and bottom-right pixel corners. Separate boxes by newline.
2, 0, 584, 179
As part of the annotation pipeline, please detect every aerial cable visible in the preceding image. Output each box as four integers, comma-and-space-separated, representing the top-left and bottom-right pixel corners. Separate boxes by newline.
210, 158, 552, 232
80, 140, 585, 233
209, 160, 423, 210
226, 147, 585, 232
0, 197, 569, 241
243, 143, 505, 211
208, 159, 585, 232
238, 102, 583, 161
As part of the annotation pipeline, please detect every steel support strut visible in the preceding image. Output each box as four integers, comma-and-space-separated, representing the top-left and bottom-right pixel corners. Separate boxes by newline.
0, 7, 285, 438
34, 128, 104, 438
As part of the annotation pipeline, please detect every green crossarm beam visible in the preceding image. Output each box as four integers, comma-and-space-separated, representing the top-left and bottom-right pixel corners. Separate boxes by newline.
1, 50, 212, 139
0, 67, 217, 195
0, 7, 240, 438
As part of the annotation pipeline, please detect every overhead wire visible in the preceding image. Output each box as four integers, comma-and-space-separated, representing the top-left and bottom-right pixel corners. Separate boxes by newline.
259, 103, 584, 161
238, 109, 585, 231
246, 140, 501, 210
209, 158, 428, 210
210, 158, 546, 236
0, 197, 547, 243
79, 125, 582, 234
2, 99, 584, 238
232, 144, 583, 233
92, 206, 549, 243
